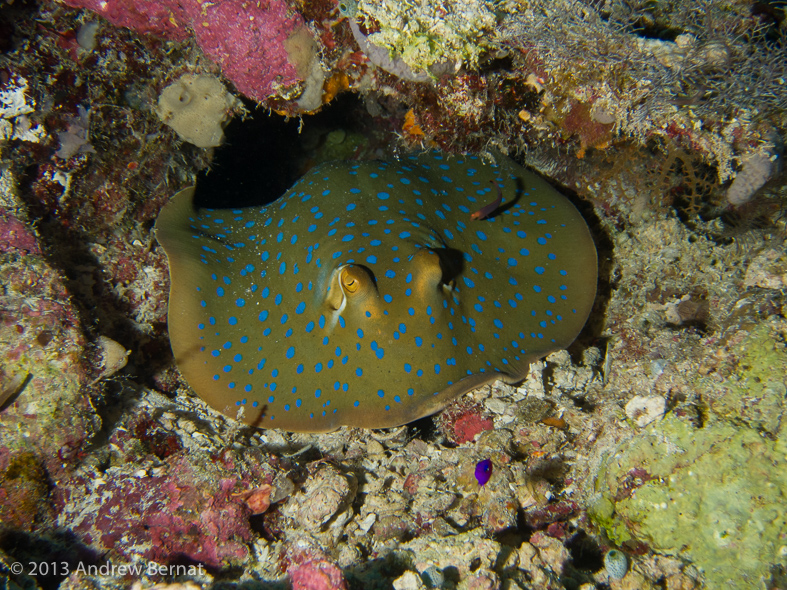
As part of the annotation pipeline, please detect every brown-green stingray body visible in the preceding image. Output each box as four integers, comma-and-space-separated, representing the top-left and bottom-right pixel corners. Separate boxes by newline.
156, 152, 596, 432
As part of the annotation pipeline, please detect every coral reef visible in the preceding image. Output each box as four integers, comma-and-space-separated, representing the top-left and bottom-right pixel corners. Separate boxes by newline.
1, 0, 786, 588
355, 0, 503, 75
589, 413, 787, 589
59, 0, 311, 103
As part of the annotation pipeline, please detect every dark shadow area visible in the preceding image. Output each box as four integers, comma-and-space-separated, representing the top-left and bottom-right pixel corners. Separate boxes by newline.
343, 553, 411, 590
194, 93, 368, 210
0, 529, 101, 590
566, 529, 604, 573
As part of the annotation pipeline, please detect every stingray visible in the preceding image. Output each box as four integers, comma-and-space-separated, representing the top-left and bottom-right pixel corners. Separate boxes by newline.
156, 151, 597, 432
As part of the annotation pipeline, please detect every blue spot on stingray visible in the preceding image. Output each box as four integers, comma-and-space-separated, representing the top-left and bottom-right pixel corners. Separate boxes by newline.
535, 266, 545, 274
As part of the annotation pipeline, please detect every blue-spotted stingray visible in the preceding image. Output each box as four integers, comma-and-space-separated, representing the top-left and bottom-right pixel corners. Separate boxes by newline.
156, 151, 597, 432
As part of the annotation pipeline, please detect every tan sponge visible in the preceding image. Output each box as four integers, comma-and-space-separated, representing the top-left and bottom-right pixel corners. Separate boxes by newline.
156, 74, 238, 148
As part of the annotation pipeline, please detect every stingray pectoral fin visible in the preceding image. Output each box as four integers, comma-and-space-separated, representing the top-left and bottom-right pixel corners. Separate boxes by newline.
155, 187, 208, 369
155, 188, 266, 424
154, 187, 201, 260
405, 372, 505, 424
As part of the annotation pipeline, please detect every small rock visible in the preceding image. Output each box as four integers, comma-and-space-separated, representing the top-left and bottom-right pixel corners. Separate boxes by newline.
743, 249, 787, 290
358, 513, 376, 533
458, 569, 499, 590
94, 335, 129, 382
419, 565, 445, 589
530, 532, 570, 574
625, 396, 666, 427
287, 465, 356, 531
484, 398, 509, 415
393, 571, 427, 590
242, 484, 272, 514
366, 439, 385, 456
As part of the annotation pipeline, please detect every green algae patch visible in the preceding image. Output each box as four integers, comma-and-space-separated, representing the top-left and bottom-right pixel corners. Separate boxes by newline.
357, 0, 508, 74
590, 415, 787, 589
709, 322, 787, 435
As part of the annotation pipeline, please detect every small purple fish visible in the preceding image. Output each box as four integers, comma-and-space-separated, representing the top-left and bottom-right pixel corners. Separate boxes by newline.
475, 459, 493, 486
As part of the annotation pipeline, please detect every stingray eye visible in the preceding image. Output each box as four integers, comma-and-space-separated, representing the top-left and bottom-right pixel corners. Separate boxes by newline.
340, 265, 370, 295
342, 271, 358, 293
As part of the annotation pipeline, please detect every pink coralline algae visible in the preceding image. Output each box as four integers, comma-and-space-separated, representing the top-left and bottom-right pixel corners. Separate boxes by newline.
0, 209, 41, 256
61, 0, 306, 101
436, 400, 495, 445
56, 456, 255, 569
287, 546, 348, 590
